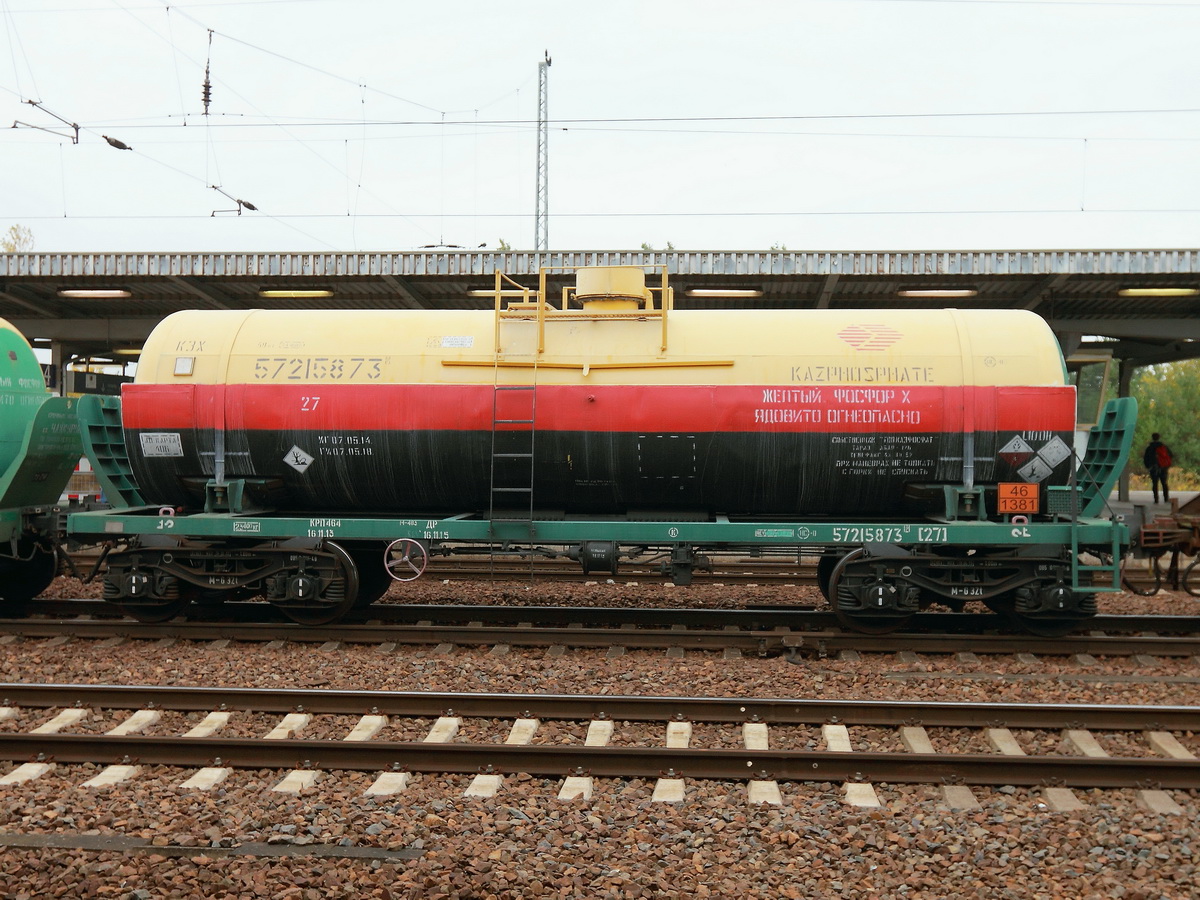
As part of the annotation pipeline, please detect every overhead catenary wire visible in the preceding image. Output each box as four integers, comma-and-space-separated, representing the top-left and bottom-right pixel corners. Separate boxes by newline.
122, 2, 533, 239
60, 106, 1200, 131
6, 0, 1200, 11
162, 3, 529, 119
10, 1, 348, 10
87, 2, 441, 240
11, 101, 1199, 146
19, 122, 1199, 146
5, 0, 1197, 253
135, 1, 535, 247
5, 71, 1194, 241
350, 81, 367, 249
14, 2, 1193, 255
163, 5, 187, 121
8, 207, 1200, 222
3, 85, 339, 247
1, 0, 39, 102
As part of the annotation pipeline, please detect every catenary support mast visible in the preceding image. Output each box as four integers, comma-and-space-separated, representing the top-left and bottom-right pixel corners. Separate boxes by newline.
534, 51, 551, 251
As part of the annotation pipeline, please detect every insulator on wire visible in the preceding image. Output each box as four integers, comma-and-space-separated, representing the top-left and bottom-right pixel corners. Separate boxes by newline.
202, 30, 214, 116
202, 64, 213, 116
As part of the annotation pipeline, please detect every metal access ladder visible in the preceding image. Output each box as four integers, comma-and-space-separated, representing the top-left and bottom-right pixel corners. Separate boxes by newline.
74, 394, 144, 508
1065, 396, 1139, 590
488, 382, 537, 535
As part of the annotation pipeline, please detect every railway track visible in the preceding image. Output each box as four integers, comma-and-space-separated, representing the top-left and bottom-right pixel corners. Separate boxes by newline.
0, 684, 1196, 809
18, 598, 1200, 634
4, 606, 1200, 658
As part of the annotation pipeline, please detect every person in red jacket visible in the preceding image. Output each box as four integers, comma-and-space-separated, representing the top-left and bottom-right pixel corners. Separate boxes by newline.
1143, 433, 1173, 503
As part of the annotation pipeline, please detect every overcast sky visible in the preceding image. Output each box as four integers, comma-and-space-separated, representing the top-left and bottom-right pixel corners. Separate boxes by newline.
3, 0, 1199, 253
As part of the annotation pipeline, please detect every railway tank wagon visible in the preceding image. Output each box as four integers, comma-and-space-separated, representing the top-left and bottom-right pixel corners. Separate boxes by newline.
0, 317, 85, 608
68, 265, 1134, 632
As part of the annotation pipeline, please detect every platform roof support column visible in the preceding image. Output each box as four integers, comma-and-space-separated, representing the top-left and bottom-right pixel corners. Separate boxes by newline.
49, 341, 66, 396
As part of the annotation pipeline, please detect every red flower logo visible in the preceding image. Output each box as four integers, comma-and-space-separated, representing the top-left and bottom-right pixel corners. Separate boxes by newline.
837, 324, 902, 351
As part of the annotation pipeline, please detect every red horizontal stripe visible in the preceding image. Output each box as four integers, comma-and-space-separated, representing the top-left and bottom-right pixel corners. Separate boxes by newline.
122, 383, 1076, 434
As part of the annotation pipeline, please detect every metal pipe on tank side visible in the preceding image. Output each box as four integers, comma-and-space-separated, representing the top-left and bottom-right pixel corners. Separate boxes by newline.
213, 429, 225, 485
949, 309, 975, 491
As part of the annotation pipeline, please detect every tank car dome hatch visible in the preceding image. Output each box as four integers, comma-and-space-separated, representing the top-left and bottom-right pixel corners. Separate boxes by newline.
573, 265, 653, 311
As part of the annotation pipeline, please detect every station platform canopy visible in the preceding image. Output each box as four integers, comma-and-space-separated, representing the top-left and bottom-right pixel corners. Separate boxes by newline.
2, 248, 1199, 370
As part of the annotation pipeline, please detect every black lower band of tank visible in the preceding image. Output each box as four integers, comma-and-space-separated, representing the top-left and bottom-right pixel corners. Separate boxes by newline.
124, 427, 1073, 516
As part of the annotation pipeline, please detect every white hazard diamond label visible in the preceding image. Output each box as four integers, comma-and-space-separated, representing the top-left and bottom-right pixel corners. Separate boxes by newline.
1018, 456, 1054, 483
998, 435, 1035, 469
1037, 436, 1072, 468
999, 436, 1033, 455
284, 445, 314, 473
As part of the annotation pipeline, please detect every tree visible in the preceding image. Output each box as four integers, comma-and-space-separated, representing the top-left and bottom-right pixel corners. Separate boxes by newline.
496, 238, 511, 251
1128, 360, 1200, 487
1, 225, 33, 252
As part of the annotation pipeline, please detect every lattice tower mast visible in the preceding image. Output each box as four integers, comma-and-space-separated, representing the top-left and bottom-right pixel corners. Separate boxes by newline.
534, 51, 551, 251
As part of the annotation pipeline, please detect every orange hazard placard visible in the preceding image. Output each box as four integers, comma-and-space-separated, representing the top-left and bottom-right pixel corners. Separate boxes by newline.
997, 482, 1039, 514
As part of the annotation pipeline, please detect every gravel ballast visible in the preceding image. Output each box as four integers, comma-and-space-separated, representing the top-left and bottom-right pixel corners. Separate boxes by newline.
0, 577, 1197, 898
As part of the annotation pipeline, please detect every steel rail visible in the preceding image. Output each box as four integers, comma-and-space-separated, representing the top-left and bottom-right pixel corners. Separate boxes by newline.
14, 601, 1200, 636
0, 734, 1195, 788
13, 619, 799, 651
2, 683, 1197, 730
3, 618, 1200, 657
780, 632, 1200, 657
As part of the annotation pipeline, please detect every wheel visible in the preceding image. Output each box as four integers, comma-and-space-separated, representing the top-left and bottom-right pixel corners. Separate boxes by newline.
274, 542, 360, 626
1183, 558, 1200, 598
348, 545, 393, 607
104, 562, 193, 622
118, 596, 192, 623
829, 549, 914, 635
816, 554, 840, 601
0, 544, 61, 604
0, 557, 31, 617
385, 538, 429, 583
833, 605, 914, 635
1009, 613, 1086, 637
982, 591, 1085, 634
1120, 551, 1163, 596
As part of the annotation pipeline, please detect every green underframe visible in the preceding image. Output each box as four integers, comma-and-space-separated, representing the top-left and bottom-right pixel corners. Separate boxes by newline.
69, 507, 1128, 591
